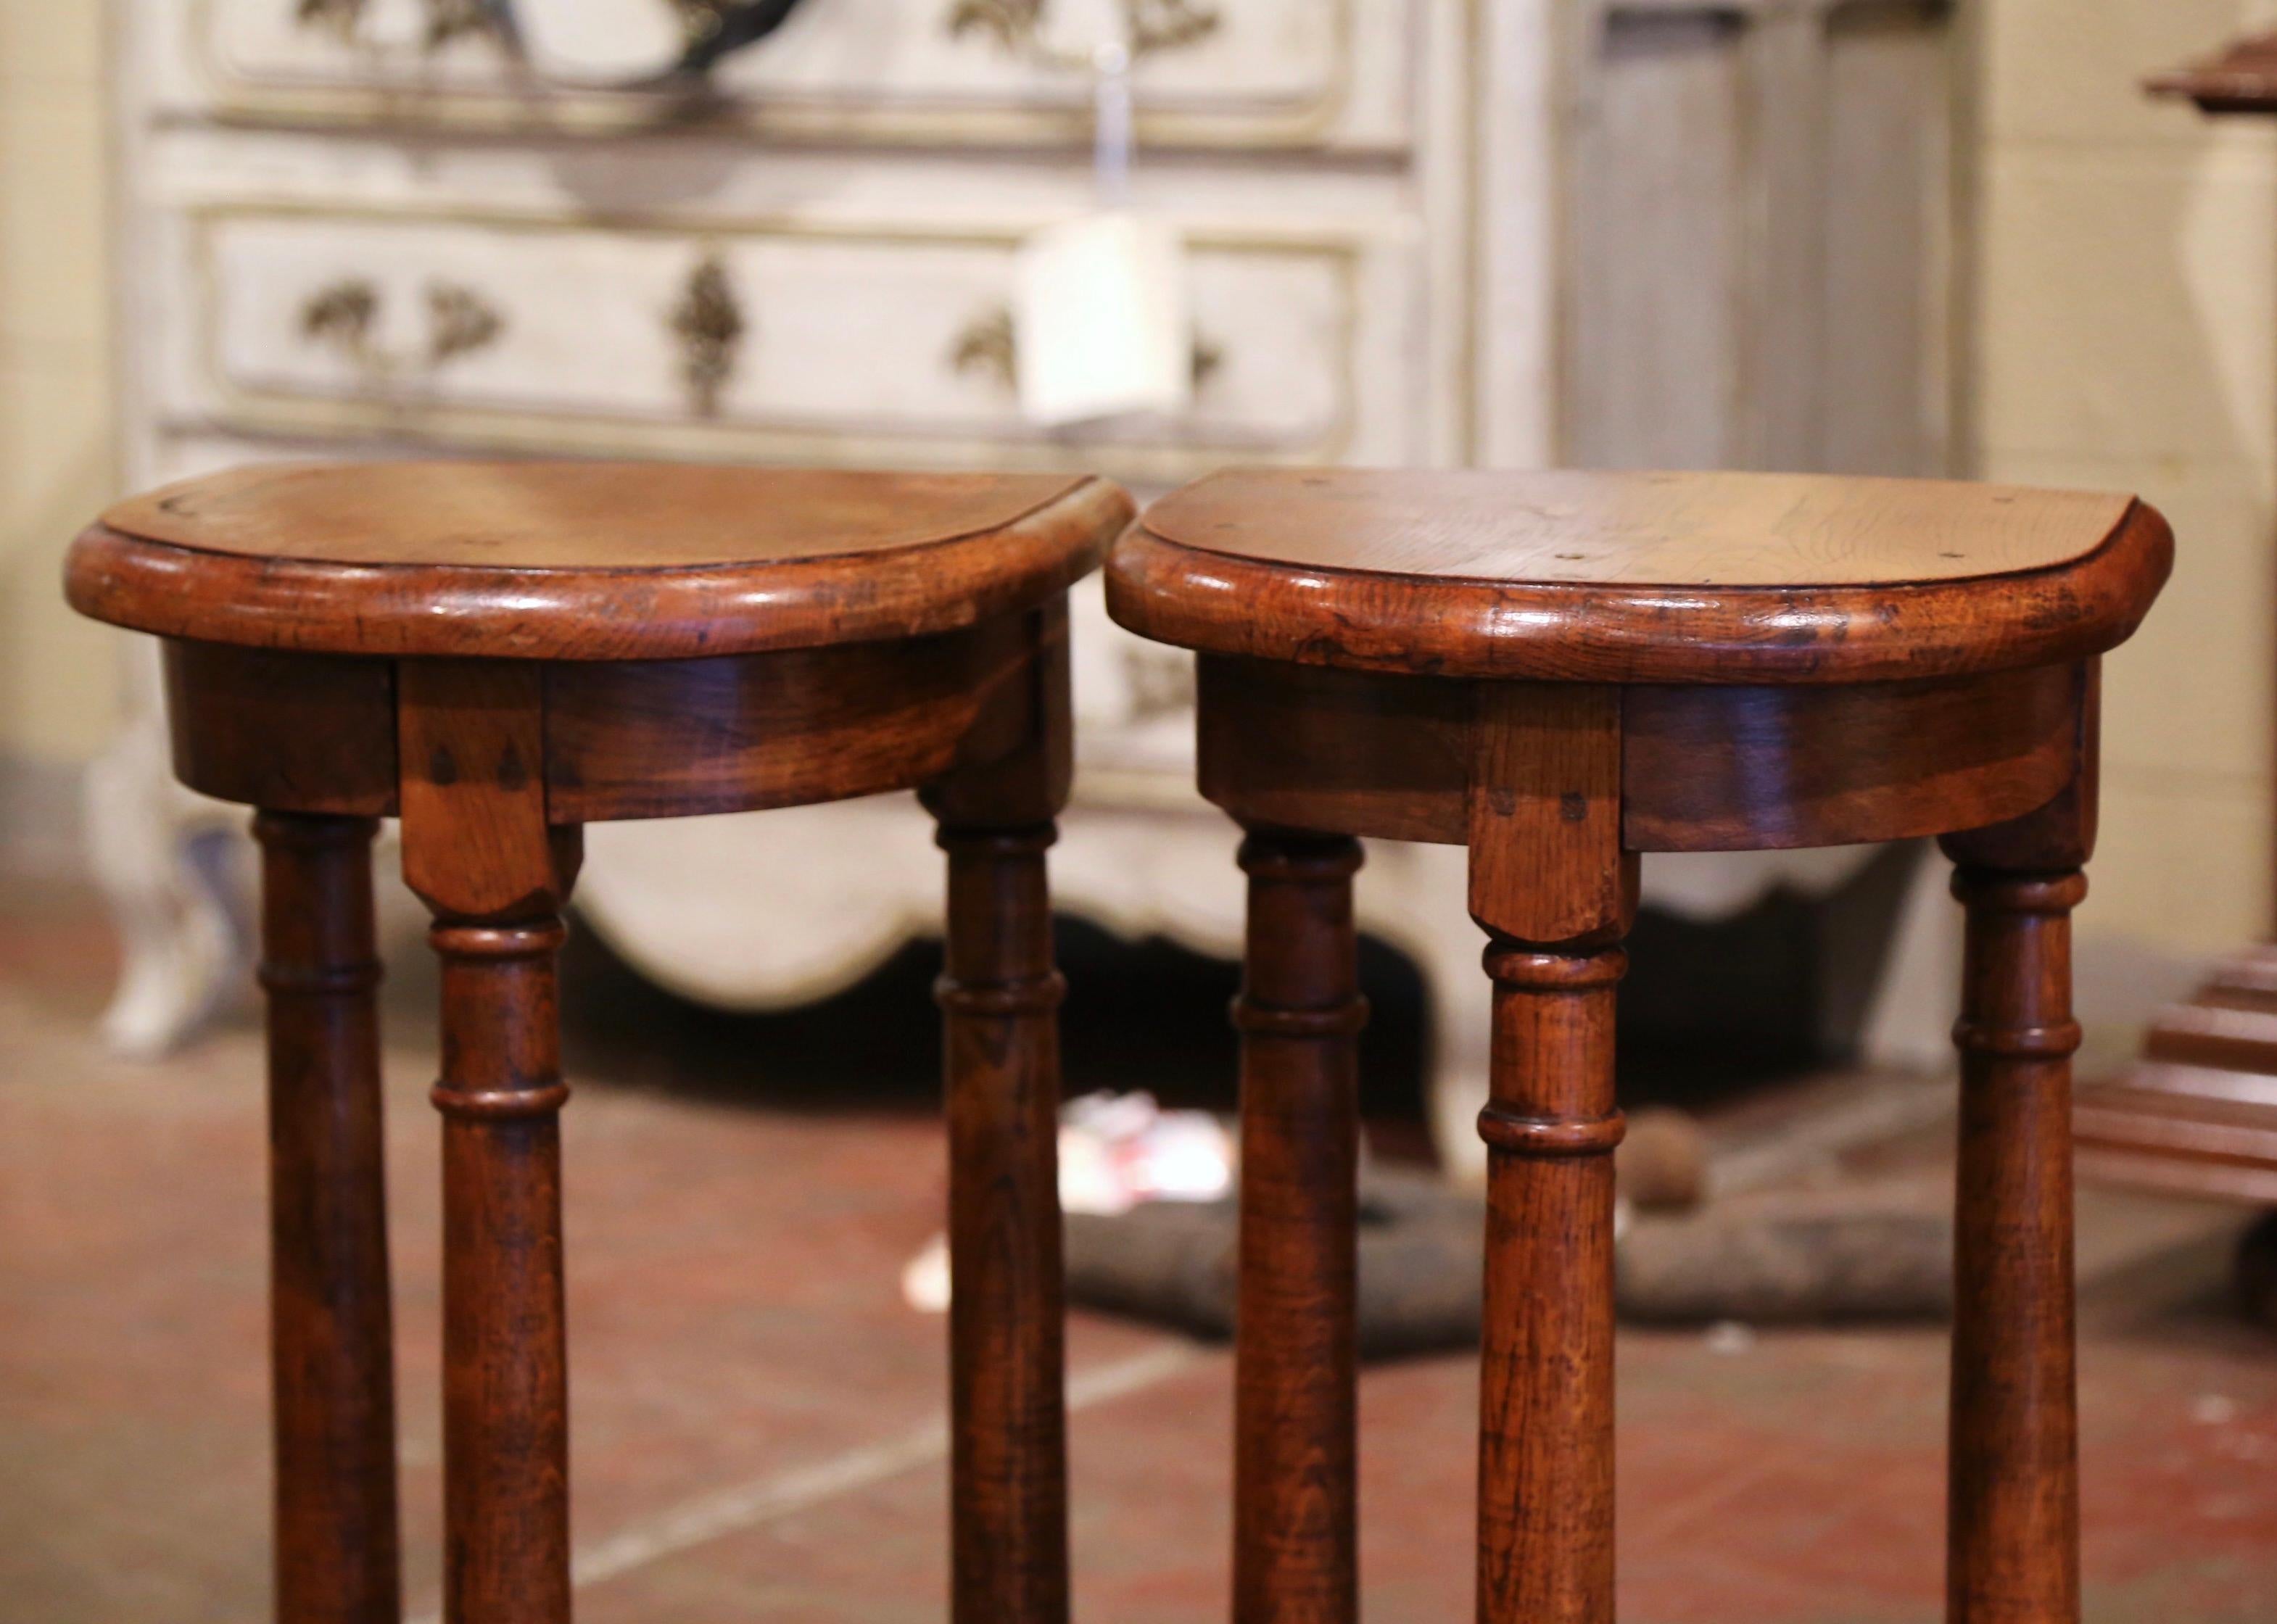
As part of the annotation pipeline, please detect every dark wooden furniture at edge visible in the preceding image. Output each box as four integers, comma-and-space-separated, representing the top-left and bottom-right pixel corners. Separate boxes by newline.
64, 460, 1134, 1624
2066, 39, 2277, 1262
1105, 466, 2173, 1624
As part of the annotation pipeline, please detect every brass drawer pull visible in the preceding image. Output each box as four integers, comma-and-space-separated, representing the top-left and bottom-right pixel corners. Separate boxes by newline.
294, 0, 516, 52
670, 252, 746, 418
299, 278, 505, 378
946, 0, 1221, 61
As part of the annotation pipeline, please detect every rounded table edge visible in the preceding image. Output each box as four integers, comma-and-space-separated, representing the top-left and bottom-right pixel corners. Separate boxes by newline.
1104, 495, 2174, 684
67, 475, 1135, 661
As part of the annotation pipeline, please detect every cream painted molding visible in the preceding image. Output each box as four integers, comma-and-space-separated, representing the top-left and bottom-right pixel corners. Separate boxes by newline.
175, 0, 1380, 149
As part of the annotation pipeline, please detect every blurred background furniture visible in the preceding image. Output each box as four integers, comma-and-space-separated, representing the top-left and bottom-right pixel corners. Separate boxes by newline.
2074, 36, 2277, 1248
99, 0, 1966, 1169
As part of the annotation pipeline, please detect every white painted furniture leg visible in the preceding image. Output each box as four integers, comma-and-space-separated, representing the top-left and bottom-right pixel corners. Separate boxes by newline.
84, 645, 245, 1058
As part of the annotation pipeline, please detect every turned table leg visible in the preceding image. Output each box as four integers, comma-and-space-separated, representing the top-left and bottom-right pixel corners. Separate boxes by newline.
429, 907, 574, 1624
1943, 859, 2085, 1624
935, 818, 1071, 1624
256, 811, 400, 1624
1475, 941, 1626, 1624
1467, 683, 1630, 1624
396, 660, 579, 1624
1231, 829, 1367, 1624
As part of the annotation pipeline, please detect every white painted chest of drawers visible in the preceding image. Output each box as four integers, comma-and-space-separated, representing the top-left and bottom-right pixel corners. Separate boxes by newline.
100, 0, 1965, 1169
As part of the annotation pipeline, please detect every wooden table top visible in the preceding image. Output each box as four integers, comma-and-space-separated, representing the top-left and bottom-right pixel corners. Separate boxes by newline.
69, 462, 1133, 660
1109, 468, 2172, 684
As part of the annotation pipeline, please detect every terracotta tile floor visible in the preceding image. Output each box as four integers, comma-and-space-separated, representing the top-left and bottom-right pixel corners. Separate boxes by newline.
4, 876, 2276, 1622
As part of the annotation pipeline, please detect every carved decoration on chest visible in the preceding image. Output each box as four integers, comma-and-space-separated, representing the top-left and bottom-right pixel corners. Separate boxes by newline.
947, 0, 1222, 60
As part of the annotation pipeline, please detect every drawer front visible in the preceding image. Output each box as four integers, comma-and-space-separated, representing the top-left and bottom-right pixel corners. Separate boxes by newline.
177, 204, 1404, 478
173, 0, 1413, 151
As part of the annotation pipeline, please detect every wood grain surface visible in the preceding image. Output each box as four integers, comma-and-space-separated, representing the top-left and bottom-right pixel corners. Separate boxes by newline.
1619, 665, 2083, 852
255, 811, 401, 1624
1120, 465, 2161, 1624
70, 463, 1131, 660
166, 642, 400, 816
75, 460, 1109, 1624
1110, 468, 2170, 684
1464, 685, 1631, 1624
1231, 830, 1366, 1624
102, 463, 1086, 568
1147, 468, 2136, 587
542, 624, 1033, 824
1940, 861, 2086, 1623
922, 612, 1078, 1624
397, 660, 584, 1624
1189, 658, 2088, 857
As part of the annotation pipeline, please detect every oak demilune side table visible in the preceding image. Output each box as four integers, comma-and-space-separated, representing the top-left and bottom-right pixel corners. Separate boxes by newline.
65, 461, 1133, 1624
1106, 468, 2174, 1624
